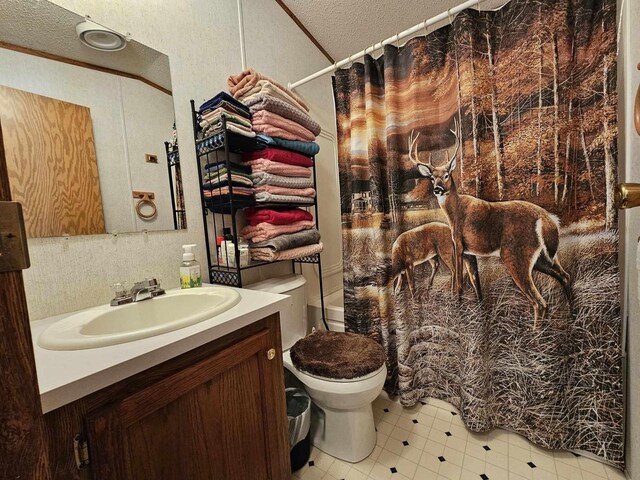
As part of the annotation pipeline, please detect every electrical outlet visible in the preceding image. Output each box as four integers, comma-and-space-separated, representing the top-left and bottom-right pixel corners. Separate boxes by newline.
145, 153, 158, 164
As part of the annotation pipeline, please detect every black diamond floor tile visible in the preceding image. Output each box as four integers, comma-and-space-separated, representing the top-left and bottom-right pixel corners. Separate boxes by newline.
390, 467, 397, 473
438, 456, 446, 462
527, 461, 537, 468
412, 419, 418, 424
445, 431, 452, 437
383, 408, 389, 413
480, 474, 489, 480
308, 460, 314, 467
402, 440, 409, 446
483, 445, 491, 451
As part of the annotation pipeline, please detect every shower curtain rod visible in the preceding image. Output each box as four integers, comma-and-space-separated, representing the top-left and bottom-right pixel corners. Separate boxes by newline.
288, 0, 489, 90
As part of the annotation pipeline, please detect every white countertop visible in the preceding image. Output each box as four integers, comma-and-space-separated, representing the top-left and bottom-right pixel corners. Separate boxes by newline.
30, 284, 291, 414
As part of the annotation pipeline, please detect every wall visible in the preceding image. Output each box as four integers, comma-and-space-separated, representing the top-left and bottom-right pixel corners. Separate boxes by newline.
621, 0, 639, 476
0, 48, 176, 233
120, 76, 176, 232
22, 0, 341, 321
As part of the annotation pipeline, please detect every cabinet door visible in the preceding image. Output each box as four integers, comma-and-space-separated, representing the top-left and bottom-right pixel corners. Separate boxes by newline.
85, 329, 289, 480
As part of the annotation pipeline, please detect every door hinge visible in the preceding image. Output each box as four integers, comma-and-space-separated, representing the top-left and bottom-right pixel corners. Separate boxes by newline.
0, 201, 30, 272
73, 434, 90, 469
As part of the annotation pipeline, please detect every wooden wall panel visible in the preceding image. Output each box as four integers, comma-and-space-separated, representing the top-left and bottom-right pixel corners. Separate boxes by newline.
0, 85, 106, 237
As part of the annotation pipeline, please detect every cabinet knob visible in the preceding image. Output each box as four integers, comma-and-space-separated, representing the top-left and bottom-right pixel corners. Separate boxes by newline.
266, 348, 276, 360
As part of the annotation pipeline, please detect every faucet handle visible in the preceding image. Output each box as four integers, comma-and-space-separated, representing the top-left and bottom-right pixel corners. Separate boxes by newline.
112, 282, 128, 298
133, 278, 158, 290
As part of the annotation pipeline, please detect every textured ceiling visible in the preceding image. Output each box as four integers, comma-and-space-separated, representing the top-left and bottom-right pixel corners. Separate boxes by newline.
0, 0, 171, 90
283, 0, 510, 62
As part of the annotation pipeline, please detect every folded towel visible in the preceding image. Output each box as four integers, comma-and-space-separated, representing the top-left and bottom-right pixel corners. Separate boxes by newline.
205, 161, 251, 174
244, 94, 321, 136
204, 167, 253, 182
204, 122, 256, 138
250, 242, 323, 262
200, 110, 253, 130
254, 185, 315, 198
200, 92, 251, 117
246, 158, 311, 178
244, 148, 313, 167
252, 125, 311, 142
228, 69, 309, 111
197, 130, 263, 154
245, 207, 313, 226
251, 110, 316, 142
255, 192, 315, 204
203, 186, 254, 197
251, 228, 321, 250
241, 220, 316, 243
251, 172, 314, 189
203, 176, 254, 190
256, 135, 320, 156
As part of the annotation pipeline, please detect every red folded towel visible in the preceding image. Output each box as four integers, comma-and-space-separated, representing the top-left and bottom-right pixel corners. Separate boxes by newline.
245, 208, 313, 226
243, 148, 313, 168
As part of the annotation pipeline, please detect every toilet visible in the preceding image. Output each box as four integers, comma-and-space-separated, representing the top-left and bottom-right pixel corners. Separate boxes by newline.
248, 275, 386, 463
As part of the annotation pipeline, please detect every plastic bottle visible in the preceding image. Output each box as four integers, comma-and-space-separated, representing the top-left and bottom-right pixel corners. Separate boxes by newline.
220, 228, 236, 267
180, 244, 202, 289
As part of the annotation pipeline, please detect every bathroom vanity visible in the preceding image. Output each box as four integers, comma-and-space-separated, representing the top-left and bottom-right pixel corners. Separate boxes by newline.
30, 287, 293, 480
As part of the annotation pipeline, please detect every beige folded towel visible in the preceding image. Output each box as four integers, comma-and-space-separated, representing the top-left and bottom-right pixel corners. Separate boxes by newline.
250, 242, 323, 262
238, 80, 309, 113
228, 68, 309, 111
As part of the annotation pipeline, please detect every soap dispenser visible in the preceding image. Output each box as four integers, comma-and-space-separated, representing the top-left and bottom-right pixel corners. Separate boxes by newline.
180, 244, 202, 289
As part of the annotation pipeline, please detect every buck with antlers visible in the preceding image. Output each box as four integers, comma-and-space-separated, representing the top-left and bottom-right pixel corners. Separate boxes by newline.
392, 221, 482, 300
408, 126, 571, 328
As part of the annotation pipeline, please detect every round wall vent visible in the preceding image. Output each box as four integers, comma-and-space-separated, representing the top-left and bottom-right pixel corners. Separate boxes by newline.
76, 20, 128, 52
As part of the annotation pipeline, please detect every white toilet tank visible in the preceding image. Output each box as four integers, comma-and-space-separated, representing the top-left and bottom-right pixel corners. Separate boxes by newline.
246, 275, 307, 351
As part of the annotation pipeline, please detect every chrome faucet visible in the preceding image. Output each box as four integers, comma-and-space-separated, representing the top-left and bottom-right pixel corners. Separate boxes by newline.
110, 278, 165, 306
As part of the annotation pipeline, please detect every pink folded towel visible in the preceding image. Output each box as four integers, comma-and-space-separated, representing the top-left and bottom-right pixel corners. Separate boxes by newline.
246, 158, 311, 178
241, 220, 316, 243
251, 110, 316, 142
254, 185, 316, 198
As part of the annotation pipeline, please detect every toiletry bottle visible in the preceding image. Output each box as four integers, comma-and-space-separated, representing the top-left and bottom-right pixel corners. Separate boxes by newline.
216, 236, 224, 265
220, 228, 236, 267
180, 244, 202, 288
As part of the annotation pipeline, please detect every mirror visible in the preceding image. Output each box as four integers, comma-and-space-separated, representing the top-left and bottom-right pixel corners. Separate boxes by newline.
0, 0, 186, 237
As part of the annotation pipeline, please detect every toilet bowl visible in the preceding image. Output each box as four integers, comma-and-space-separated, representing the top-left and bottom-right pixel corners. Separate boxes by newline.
248, 275, 386, 463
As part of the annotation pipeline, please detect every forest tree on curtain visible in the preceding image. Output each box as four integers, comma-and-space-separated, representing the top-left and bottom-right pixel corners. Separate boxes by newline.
333, 0, 622, 466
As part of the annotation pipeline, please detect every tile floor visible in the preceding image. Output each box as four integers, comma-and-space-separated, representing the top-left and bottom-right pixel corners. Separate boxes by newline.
292, 394, 626, 480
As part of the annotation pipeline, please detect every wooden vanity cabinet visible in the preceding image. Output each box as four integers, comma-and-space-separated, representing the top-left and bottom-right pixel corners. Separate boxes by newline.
43, 313, 291, 480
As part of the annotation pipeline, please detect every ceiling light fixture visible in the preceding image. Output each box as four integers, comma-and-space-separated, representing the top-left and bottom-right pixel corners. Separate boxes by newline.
76, 18, 129, 52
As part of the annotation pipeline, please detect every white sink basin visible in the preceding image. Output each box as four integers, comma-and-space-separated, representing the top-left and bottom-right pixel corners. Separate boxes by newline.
38, 287, 241, 351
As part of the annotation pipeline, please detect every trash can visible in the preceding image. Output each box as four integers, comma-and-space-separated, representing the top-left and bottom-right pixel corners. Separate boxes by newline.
286, 387, 311, 472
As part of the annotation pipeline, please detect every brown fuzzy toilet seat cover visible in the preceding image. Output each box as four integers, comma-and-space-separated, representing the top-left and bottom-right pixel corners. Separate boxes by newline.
290, 331, 386, 379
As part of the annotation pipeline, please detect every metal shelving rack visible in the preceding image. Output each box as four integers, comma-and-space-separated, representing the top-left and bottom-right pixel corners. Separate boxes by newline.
190, 99, 328, 329
164, 142, 187, 230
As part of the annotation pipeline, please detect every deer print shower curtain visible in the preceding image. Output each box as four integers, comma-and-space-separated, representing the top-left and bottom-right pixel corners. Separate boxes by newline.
333, 0, 622, 466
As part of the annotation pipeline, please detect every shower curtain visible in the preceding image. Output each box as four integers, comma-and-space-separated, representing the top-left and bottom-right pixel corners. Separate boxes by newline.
333, 0, 622, 466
